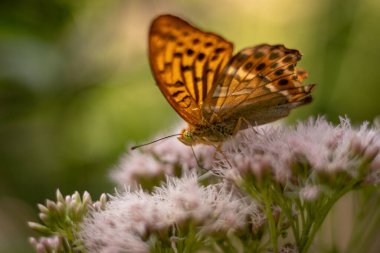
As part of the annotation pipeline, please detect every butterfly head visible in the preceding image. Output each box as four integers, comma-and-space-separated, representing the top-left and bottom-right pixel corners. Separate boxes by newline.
178, 129, 196, 146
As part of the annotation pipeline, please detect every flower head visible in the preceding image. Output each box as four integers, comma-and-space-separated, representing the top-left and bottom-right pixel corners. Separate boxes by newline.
29, 236, 62, 253
80, 172, 262, 253
219, 117, 380, 187
28, 190, 107, 253
111, 124, 215, 189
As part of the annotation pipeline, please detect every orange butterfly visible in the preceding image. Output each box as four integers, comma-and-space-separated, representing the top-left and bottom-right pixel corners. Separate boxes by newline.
149, 14, 314, 147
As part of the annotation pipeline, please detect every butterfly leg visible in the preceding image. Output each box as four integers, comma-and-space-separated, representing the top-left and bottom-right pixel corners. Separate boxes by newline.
189, 140, 224, 173
211, 143, 232, 169
233, 116, 259, 135
190, 145, 204, 170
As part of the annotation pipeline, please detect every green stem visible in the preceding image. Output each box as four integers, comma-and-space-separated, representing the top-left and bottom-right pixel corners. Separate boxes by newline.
262, 186, 278, 253
289, 201, 301, 245
183, 223, 200, 253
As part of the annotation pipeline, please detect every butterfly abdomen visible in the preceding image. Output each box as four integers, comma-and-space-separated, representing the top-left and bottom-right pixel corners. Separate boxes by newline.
192, 122, 235, 143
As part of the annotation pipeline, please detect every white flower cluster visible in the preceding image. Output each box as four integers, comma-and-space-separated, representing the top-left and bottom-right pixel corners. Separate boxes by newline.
111, 124, 215, 189
80, 173, 262, 253
221, 117, 380, 188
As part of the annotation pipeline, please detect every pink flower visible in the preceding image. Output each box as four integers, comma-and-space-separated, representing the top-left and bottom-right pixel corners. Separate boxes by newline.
218, 117, 380, 186
80, 173, 261, 252
111, 124, 215, 188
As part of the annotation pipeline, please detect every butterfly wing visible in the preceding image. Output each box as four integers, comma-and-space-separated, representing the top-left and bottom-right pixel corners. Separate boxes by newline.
203, 44, 314, 125
149, 15, 233, 125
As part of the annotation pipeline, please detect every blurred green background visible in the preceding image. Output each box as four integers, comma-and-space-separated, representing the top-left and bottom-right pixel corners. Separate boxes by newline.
0, 0, 379, 252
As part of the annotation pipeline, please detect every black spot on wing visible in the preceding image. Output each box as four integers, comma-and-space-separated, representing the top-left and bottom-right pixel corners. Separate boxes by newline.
215, 47, 226, 53
244, 62, 253, 71
168, 80, 185, 87
197, 53, 205, 61
274, 69, 284, 76
205, 42, 213, 47
278, 79, 289, 85
181, 65, 192, 71
192, 38, 200, 45
172, 90, 184, 97
187, 49, 194, 56
256, 63, 266, 71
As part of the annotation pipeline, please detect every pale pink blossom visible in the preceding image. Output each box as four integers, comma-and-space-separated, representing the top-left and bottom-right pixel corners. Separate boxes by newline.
218, 117, 380, 185
29, 236, 62, 253
80, 190, 155, 253
111, 124, 215, 188
80, 173, 261, 253
145, 132, 215, 170
299, 185, 320, 201
110, 152, 173, 189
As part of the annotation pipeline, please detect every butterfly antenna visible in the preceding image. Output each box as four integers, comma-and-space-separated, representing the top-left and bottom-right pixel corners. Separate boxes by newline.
190, 145, 219, 178
131, 134, 181, 150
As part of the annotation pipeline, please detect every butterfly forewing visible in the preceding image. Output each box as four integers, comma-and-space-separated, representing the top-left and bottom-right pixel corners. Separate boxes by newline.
203, 44, 314, 123
149, 15, 233, 125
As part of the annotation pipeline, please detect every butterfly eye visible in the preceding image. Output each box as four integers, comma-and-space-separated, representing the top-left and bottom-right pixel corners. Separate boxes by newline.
178, 129, 194, 146
183, 130, 193, 141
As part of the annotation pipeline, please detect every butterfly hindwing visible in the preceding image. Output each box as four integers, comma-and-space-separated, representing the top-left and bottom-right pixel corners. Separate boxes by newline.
203, 44, 314, 123
149, 14, 233, 125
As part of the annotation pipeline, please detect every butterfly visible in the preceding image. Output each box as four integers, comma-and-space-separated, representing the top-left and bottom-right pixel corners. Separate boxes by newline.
149, 14, 314, 147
